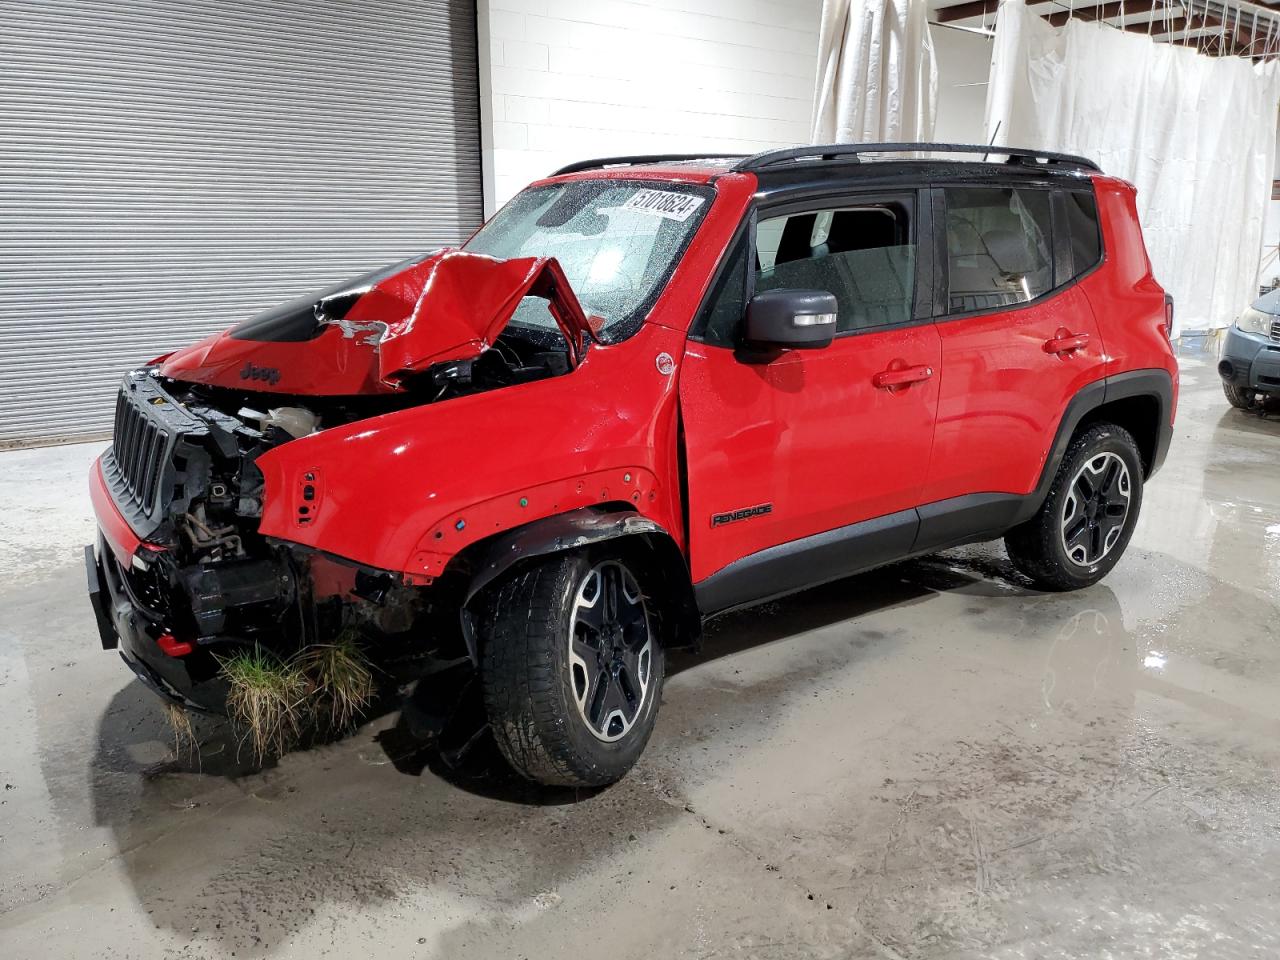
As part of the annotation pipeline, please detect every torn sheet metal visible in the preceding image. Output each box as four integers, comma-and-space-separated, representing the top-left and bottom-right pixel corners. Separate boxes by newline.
159, 251, 591, 396
366, 250, 591, 381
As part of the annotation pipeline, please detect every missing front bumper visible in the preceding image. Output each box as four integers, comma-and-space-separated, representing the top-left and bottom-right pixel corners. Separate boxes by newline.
86, 538, 230, 714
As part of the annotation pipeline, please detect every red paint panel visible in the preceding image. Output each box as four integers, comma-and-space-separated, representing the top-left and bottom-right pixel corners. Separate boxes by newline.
256, 323, 687, 576
923, 283, 1106, 502
89, 457, 142, 565
160, 324, 389, 396
680, 324, 942, 584
406, 467, 662, 580
1085, 175, 1179, 415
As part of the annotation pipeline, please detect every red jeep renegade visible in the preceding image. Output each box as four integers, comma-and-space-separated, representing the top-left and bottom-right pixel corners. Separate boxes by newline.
87, 144, 1177, 786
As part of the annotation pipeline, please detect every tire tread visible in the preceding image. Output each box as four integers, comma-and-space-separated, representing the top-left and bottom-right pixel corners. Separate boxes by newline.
1005, 423, 1142, 592
1223, 382, 1254, 409
480, 553, 662, 787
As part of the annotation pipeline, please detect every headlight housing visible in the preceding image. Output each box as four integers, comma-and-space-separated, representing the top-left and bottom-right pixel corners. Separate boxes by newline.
1236, 307, 1275, 335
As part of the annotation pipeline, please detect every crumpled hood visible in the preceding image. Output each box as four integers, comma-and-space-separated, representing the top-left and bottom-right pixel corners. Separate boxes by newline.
159, 250, 591, 395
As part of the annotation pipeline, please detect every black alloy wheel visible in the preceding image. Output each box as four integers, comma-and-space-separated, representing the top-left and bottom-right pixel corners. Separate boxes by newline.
1059, 451, 1132, 567
568, 560, 654, 742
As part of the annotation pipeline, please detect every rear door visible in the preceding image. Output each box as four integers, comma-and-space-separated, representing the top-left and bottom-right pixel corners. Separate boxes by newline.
919, 184, 1107, 522
680, 190, 942, 609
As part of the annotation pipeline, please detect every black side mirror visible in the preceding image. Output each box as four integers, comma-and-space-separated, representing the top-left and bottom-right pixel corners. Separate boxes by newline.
743, 289, 838, 350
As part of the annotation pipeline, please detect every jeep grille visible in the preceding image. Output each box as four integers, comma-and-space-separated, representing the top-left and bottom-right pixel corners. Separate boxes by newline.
105, 387, 174, 522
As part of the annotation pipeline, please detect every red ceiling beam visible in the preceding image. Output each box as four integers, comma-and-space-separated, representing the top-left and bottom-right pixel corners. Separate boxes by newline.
935, 0, 1054, 25
1221, 7, 1264, 50
1127, 14, 1221, 37
1167, 34, 1234, 53
935, 1, 1000, 24
1045, 0, 1168, 28
934, 0, 1278, 57
1135, 15, 1277, 58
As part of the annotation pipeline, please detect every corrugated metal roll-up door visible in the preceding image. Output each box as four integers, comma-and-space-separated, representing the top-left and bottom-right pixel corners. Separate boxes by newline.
0, 0, 483, 446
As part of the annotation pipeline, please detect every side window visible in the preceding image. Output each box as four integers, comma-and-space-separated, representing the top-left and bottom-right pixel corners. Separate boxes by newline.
944, 187, 1053, 314
701, 236, 749, 348
1064, 189, 1103, 276
755, 202, 915, 333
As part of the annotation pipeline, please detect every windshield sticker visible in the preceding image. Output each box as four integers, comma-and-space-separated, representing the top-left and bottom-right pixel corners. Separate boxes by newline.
620, 189, 706, 222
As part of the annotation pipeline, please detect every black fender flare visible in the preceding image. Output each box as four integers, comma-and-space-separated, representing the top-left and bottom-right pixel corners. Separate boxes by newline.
1104, 368, 1175, 477
1013, 367, 1174, 527
452, 508, 700, 664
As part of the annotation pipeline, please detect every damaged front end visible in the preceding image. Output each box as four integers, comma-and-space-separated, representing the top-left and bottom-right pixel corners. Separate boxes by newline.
157, 249, 593, 396
88, 251, 592, 723
89, 363, 452, 719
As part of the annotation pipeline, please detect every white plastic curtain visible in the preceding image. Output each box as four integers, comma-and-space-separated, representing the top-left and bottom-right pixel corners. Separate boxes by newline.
984, 0, 1280, 334
811, 0, 938, 144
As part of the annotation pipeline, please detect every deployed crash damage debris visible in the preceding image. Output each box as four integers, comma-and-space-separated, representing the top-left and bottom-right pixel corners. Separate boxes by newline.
162, 701, 199, 762
215, 638, 373, 763
96, 249, 596, 759
294, 636, 375, 729
216, 647, 307, 762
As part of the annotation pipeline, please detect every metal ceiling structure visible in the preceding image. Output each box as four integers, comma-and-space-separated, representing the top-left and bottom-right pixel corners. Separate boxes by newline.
930, 0, 1280, 58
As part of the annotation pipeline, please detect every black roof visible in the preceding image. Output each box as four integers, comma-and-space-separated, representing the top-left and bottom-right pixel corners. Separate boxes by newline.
730, 142, 1098, 173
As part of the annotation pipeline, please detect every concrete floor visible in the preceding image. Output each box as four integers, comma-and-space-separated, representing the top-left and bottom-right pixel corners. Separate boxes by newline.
1, 357, 1278, 959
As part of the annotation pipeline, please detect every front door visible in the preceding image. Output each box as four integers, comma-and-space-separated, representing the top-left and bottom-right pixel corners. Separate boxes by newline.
680, 193, 941, 610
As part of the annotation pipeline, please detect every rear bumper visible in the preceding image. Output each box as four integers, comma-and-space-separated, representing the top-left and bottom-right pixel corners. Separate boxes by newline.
1219, 326, 1280, 394
86, 536, 228, 714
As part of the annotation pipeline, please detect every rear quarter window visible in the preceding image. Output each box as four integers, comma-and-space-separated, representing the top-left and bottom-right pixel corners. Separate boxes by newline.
1064, 189, 1103, 276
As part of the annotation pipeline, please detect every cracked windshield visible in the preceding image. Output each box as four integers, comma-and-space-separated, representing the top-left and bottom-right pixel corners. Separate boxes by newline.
465, 181, 712, 340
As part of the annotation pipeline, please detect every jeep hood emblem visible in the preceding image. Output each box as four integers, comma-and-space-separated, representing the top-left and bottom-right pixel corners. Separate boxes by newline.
240, 362, 281, 385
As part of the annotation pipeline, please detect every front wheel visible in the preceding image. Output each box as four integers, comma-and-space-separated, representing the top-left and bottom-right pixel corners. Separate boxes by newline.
1223, 382, 1256, 409
480, 549, 665, 787
1005, 423, 1144, 591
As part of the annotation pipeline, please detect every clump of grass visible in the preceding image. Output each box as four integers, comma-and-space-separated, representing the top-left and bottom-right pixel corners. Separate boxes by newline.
294, 635, 374, 731
162, 701, 199, 763
216, 645, 308, 763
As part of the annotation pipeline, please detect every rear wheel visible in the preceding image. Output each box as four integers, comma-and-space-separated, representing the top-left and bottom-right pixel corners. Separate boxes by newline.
1005, 423, 1144, 591
480, 549, 665, 787
1223, 382, 1256, 409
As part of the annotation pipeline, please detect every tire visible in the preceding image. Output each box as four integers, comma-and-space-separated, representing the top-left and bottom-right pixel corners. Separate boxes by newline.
480, 548, 665, 787
1223, 382, 1256, 409
1005, 423, 1144, 592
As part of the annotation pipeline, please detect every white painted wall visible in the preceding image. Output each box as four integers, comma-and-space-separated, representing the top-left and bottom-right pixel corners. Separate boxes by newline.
476, 0, 822, 214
